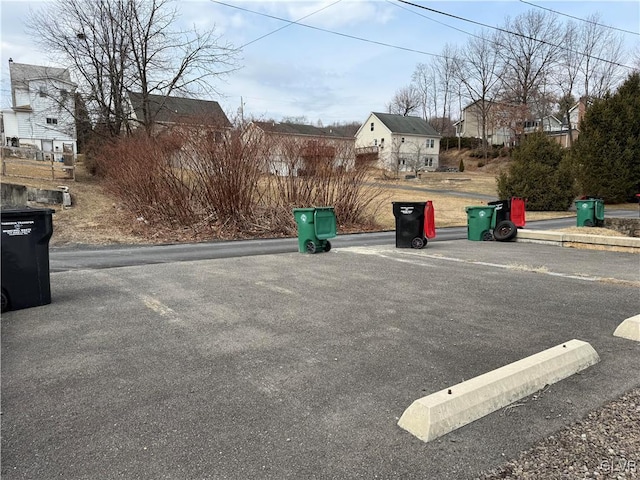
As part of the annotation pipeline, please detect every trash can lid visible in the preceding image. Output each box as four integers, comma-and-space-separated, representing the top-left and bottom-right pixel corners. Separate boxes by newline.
1, 206, 55, 217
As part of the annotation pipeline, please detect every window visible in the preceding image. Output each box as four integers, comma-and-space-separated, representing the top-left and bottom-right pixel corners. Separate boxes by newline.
39, 87, 47, 97
46, 118, 58, 125
370, 122, 374, 131
380, 138, 384, 147
374, 139, 377, 146
426, 138, 435, 148
423, 158, 433, 167
401, 137, 405, 143
60, 89, 69, 102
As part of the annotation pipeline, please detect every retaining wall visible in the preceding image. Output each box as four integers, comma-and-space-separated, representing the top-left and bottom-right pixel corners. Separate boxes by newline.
604, 217, 640, 237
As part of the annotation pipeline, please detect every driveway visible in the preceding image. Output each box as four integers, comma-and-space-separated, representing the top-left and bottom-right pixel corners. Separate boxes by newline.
2, 240, 639, 479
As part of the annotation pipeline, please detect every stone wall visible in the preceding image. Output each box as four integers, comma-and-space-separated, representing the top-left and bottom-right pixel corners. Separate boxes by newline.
604, 217, 640, 237
1, 182, 28, 207
1, 182, 63, 207
2, 146, 40, 161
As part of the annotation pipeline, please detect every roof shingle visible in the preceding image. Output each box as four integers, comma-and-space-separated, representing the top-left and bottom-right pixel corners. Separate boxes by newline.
252, 121, 354, 139
372, 112, 440, 136
9, 62, 74, 90
128, 92, 231, 127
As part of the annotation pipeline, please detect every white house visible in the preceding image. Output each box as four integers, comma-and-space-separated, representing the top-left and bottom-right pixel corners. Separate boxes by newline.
247, 121, 355, 176
1, 59, 77, 161
354, 112, 441, 172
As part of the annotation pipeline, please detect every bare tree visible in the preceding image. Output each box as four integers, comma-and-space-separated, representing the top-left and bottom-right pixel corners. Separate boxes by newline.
578, 13, 626, 99
435, 44, 459, 136
412, 44, 458, 135
27, 1, 129, 136
412, 63, 435, 121
551, 20, 583, 146
386, 85, 421, 116
404, 143, 429, 177
27, 0, 238, 137
496, 10, 561, 108
633, 43, 640, 72
385, 137, 403, 178
455, 31, 503, 156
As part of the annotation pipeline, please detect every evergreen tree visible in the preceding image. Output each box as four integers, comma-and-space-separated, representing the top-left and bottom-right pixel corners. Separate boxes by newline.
572, 73, 640, 203
497, 132, 575, 210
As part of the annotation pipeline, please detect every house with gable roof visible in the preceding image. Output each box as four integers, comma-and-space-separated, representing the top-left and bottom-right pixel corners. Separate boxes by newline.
354, 112, 441, 172
1, 59, 77, 162
455, 97, 590, 148
247, 120, 355, 176
126, 92, 232, 133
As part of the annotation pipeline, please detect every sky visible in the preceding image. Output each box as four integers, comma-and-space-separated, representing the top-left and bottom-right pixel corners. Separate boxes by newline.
1, 0, 639, 125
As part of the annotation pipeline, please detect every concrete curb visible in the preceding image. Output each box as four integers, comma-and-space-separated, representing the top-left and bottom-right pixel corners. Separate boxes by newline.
613, 314, 640, 342
397, 339, 600, 443
516, 229, 640, 252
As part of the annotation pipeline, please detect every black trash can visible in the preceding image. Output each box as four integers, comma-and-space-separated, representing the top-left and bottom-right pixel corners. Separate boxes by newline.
488, 200, 511, 225
1, 207, 54, 313
393, 202, 426, 249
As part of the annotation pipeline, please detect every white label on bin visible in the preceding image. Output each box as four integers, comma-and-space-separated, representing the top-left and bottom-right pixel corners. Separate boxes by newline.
1, 220, 34, 236
301, 214, 307, 222
400, 207, 414, 214
479, 211, 486, 217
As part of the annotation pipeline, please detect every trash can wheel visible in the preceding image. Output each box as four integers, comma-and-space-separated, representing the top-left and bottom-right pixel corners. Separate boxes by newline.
494, 220, 517, 242
305, 240, 317, 254
1, 289, 9, 313
481, 230, 494, 241
411, 237, 425, 249
324, 241, 332, 252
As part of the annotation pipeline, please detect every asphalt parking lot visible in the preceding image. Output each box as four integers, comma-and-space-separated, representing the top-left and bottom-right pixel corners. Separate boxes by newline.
2, 240, 639, 479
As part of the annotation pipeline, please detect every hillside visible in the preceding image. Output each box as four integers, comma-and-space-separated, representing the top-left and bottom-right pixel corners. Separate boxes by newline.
5, 149, 628, 247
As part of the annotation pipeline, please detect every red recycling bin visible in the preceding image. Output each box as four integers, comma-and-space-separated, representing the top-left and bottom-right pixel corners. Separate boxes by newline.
510, 197, 526, 228
425, 200, 436, 239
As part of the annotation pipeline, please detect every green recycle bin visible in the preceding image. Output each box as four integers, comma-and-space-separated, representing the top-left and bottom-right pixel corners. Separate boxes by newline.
575, 198, 604, 227
292, 207, 337, 254
465, 205, 497, 241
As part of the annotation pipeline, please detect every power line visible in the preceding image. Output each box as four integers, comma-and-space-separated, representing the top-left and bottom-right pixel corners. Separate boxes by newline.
519, 0, 640, 36
240, 0, 343, 48
397, 0, 635, 71
389, 0, 479, 40
210, 0, 448, 60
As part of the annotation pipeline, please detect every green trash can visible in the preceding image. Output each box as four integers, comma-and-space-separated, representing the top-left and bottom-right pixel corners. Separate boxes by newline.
292, 207, 337, 253
576, 198, 604, 227
465, 205, 496, 241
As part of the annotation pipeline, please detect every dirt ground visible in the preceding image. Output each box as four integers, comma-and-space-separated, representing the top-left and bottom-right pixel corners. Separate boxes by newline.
1, 159, 635, 247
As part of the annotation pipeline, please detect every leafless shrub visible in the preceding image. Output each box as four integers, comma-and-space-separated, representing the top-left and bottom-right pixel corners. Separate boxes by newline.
95, 125, 386, 239
95, 132, 197, 226
264, 137, 387, 228
179, 124, 267, 229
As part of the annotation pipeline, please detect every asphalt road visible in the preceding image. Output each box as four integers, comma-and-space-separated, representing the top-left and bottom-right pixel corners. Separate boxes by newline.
47, 211, 637, 272
2, 238, 639, 479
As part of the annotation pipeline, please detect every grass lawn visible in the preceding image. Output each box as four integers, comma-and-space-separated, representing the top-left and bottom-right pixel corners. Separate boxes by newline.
2, 160, 636, 245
